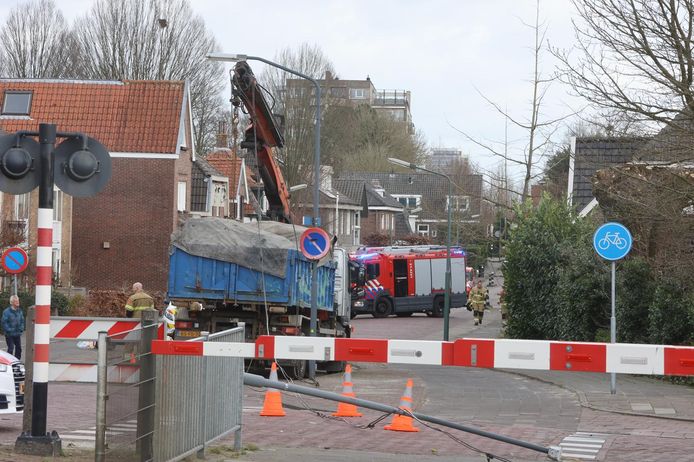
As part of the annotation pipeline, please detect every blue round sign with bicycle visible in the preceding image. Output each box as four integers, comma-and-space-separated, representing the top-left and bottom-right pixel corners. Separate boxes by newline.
593, 222, 632, 261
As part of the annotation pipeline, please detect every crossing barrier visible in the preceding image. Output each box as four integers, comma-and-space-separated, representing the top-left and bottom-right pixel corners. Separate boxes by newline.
49, 316, 164, 383
152, 335, 694, 376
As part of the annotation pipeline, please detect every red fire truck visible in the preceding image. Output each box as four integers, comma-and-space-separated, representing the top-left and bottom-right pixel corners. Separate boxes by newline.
350, 245, 468, 318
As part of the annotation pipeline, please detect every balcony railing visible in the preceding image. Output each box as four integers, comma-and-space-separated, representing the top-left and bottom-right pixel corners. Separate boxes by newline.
372, 90, 410, 107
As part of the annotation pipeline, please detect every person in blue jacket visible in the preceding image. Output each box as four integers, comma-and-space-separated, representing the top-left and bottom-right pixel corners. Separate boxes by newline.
1, 295, 25, 360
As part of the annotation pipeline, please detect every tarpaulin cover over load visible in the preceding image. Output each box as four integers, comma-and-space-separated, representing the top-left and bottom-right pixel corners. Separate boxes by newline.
170, 218, 308, 278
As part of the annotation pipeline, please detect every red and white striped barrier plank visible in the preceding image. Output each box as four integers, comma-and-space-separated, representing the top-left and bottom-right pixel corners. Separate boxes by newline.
49, 363, 139, 384
150, 336, 694, 377
49, 317, 165, 340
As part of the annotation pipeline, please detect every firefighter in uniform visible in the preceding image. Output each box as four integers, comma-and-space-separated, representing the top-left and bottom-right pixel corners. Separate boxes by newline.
468, 280, 489, 326
125, 282, 154, 318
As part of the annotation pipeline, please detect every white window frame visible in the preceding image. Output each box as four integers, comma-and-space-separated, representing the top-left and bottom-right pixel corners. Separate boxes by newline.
417, 224, 429, 236
177, 181, 187, 212
447, 195, 470, 213
349, 88, 366, 99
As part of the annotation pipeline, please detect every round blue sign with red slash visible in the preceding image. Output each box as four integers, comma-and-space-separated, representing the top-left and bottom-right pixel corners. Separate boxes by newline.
299, 227, 331, 260
1, 247, 29, 274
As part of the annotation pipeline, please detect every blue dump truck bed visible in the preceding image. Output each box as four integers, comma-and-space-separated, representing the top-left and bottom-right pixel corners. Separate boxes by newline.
168, 246, 336, 311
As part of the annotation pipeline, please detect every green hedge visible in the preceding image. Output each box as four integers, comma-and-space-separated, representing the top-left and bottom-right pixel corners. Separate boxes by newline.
504, 196, 694, 346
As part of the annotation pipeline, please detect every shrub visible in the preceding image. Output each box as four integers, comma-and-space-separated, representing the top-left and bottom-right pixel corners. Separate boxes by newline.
616, 258, 655, 343
647, 282, 694, 345
504, 197, 586, 339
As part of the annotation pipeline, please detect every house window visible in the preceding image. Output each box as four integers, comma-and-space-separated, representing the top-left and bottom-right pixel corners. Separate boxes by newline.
448, 195, 470, 212
177, 181, 187, 211
393, 195, 420, 208
330, 87, 347, 98
52, 249, 60, 284
15, 192, 30, 220
349, 88, 366, 99
2, 91, 32, 115
353, 212, 360, 244
417, 224, 429, 236
53, 188, 63, 221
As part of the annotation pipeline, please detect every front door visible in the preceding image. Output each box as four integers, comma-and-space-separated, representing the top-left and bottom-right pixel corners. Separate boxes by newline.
393, 259, 408, 297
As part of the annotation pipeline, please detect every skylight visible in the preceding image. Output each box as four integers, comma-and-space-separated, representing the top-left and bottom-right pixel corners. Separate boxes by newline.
2, 91, 32, 115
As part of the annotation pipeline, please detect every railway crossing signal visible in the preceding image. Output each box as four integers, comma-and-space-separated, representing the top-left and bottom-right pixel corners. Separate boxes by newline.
0, 124, 111, 455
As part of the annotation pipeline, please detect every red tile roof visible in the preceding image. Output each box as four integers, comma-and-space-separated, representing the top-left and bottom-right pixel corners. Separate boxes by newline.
0, 79, 185, 153
206, 148, 258, 191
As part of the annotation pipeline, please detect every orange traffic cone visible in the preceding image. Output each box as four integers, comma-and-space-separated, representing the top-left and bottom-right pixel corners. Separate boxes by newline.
384, 378, 420, 432
260, 362, 286, 417
333, 364, 362, 417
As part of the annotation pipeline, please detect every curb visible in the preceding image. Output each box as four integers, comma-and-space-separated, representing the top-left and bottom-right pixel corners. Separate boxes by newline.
501, 369, 694, 423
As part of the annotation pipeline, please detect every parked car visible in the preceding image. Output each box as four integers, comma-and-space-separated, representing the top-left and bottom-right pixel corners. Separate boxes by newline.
0, 351, 24, 414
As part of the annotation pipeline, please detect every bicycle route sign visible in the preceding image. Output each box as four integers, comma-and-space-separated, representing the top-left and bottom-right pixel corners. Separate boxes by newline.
1, 247, 29, 274
299, 227, 331, 260
593, 222, 632, 261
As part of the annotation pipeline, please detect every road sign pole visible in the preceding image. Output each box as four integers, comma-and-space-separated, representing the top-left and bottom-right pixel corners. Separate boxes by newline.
13, 274, 17, 296
309, 261, 317, 379
593, 222, 631, 397
610, 261, 616, 395
298, 227, 331, 381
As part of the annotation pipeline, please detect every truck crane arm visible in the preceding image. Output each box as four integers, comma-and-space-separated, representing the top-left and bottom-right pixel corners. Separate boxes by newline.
232, 61, 292, 223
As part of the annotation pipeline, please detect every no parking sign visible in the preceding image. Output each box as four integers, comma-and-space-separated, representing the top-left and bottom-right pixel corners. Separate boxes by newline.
1, 247, 28, 274
299, 227, 331, 260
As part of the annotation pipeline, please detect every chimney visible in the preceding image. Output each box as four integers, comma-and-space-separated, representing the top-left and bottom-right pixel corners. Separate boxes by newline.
325, 70, 333, 80
371, 179, 385, 197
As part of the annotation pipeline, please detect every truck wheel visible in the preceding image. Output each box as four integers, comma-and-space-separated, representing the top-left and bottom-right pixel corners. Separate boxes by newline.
372, 298, 393, 318
432, 297, 444, 318
321, 360, 346, 373
288, 359, 307, 379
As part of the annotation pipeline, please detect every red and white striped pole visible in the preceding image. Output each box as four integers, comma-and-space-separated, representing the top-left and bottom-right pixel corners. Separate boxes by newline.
31, 123, 56, 439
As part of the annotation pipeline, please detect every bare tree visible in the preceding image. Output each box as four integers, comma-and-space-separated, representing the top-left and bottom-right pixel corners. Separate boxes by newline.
323, 104, 426, 174
0, 0, 77, 78
72, 0, 225, 153
451, 0, 567, 202
555, 0, 694, 129
258, 43, 336, 188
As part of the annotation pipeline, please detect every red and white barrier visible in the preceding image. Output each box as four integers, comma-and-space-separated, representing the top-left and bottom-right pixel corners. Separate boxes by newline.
50, 317, 141, 340
151, 336, 694, 377
49, 317, 164, 340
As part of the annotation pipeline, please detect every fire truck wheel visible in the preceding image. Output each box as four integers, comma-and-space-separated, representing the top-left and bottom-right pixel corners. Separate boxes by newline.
432, 297, 445, 318
372, 298, 393, 318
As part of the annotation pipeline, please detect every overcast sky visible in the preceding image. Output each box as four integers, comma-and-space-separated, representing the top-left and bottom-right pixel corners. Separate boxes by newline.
1, 0, 584, 186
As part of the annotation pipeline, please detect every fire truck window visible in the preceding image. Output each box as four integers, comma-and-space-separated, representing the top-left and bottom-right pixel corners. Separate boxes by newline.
366, 263, 380, 280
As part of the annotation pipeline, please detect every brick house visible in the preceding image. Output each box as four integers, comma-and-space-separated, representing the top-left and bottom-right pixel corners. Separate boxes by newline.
333, 178, 408, 243
206, 148, 259, 220
0, 79, 195, 292
339, 171, 483, 242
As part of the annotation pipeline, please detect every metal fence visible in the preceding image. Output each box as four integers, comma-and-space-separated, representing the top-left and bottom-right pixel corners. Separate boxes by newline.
95, 311, 244, 462
96, 312, 159, 462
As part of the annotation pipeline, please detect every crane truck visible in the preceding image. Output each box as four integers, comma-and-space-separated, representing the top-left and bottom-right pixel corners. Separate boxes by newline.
167, 61, 360, 378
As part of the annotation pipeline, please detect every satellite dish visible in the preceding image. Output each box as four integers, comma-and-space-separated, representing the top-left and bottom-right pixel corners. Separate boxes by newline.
54, 136, 112, 197
0, 134, 40, 194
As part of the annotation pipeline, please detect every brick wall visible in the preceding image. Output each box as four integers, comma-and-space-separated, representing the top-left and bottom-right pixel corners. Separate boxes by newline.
71, 158, 176, 292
